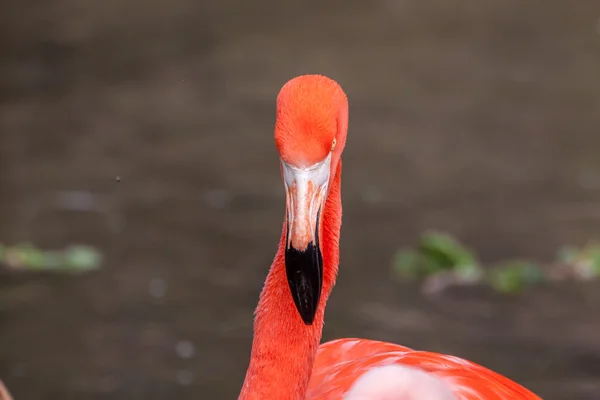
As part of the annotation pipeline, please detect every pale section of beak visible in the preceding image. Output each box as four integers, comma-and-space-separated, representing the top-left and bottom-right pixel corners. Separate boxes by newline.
282, 153, 332, 251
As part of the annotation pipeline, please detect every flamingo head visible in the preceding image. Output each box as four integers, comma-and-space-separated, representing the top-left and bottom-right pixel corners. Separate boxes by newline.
274, 74, 349, 325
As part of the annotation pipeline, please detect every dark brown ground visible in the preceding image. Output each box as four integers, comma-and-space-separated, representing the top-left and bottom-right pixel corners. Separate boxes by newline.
1, 0, 600, 398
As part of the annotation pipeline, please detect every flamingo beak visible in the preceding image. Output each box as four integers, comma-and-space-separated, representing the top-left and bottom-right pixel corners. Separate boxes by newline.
281, 153, 332, 325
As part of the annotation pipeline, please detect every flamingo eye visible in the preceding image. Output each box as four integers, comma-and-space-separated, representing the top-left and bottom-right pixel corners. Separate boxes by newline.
331, 138, 337, 151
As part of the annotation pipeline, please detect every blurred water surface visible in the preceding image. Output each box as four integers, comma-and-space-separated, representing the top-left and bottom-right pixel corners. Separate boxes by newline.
1, 0, 600, 399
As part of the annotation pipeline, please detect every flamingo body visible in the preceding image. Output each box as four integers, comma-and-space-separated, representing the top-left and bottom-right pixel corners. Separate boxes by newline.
308, 338, 540, 399
238, 74, 541, 400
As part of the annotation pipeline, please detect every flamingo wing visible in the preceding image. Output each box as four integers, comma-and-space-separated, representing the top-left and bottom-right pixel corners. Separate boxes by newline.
306, 338, 541, 400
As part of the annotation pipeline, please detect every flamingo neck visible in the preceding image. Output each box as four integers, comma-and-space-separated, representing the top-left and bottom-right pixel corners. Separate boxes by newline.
239, 162, 342, 400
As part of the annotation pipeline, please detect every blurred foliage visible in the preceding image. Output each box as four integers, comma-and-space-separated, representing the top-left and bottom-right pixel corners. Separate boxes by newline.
392, 231, 600, 294
0, 242, 102, 273
487, 260, 545, 293
393, 231, 479, 280
557, 244, 600, 279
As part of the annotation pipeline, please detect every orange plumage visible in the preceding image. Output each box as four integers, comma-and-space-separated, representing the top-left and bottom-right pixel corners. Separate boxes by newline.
309, 338, 540, 399
238, 74, 541, 400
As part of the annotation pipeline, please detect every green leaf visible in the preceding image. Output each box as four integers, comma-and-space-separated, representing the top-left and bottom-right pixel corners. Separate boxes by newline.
487, 260, 544, 293
64, 245, 102, 271
418, 231, 478, 272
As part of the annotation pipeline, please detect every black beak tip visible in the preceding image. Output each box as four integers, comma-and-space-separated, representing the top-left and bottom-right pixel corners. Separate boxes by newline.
299, 307, 316, 326
284, 240, 323, 326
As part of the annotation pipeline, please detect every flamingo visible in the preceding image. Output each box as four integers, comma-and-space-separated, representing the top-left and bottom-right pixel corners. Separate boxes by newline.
238, 74, 542, 400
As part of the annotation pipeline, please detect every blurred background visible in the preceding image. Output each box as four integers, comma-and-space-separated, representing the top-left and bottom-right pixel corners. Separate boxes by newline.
1, 0, 600, 398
